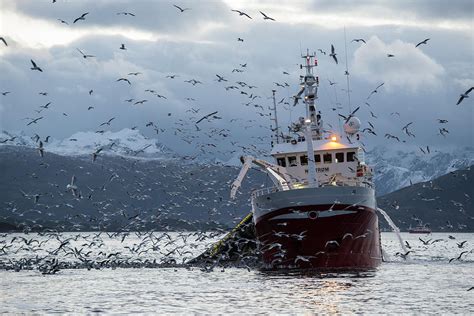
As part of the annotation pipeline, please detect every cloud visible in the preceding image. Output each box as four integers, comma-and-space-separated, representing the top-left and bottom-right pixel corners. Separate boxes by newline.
352, 36, 445, 92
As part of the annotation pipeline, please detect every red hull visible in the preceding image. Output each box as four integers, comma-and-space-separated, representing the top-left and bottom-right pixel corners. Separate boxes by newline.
254, 204, 382, 270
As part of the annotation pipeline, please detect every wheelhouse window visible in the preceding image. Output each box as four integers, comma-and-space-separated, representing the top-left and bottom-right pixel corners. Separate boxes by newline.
335, 152, 344, 163
323, 153, 332, 164
347, 151, 356, 162
300, 155, 308, 166
288, 156, 297, 167
314, 154, 321, 164
276, 157, 286, 167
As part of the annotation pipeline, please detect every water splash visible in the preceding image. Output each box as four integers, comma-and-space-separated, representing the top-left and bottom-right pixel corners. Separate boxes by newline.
377, 207, 408, 253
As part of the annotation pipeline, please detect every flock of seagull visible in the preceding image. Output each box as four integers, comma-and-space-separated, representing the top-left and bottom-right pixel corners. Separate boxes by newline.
0, 2, 472, 279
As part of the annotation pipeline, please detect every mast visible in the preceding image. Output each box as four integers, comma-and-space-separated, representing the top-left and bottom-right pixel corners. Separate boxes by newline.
300, 50, 319, 187
270, 89, 280, 145
343, 27, 352, 112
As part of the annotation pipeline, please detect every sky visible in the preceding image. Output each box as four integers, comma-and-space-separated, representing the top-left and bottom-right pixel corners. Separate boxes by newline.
0, 0, 473, 160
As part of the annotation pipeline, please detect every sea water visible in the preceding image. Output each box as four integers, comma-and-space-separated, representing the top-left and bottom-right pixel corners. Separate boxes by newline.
0, 232, 473, 314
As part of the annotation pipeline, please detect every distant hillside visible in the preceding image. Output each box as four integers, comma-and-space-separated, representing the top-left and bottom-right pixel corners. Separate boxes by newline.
0, 146, 265, 232
378, 166, 473, 232
366, 146, 474, 196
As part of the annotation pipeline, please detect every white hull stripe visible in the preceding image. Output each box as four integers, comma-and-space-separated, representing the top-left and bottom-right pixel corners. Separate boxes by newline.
269, 210, 358, 221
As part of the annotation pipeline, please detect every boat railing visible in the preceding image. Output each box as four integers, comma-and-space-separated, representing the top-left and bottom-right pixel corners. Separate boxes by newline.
251, 178, 373, 198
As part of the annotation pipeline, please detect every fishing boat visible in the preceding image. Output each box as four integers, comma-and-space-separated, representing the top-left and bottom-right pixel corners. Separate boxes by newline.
409, 225, 432, 234
230, 51, 382, 270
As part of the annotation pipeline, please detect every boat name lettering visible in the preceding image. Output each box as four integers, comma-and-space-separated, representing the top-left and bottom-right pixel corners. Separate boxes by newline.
316, 167, 329, 172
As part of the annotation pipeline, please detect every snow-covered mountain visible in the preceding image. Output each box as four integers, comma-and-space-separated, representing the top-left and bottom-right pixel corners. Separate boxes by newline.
0, 129, 170, 159
1, 129, 472, 195
366, 146, 474, 195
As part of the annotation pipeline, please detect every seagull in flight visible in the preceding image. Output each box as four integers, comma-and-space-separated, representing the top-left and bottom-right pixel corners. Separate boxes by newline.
73, 12, 89, 24
351, 38, 366, 44
456, 87, 473, 105
66, 175, 79, 197
231, 9, 252, 19
30, 59, 43, 72
57, 19, 69, 25
77, 48, 95, 58
415, 38, 430, 48
259, 11, 275, 21
116, 12, 135, 16
0, 37, 8, 46
367, 82, 385, 99
116, 78, 131, 85
196, 111, 219, 124
100, 117, 115, 126
173, 4, 190, 12
338, 107, 360, 123
37, 141, 44, 157
27, 117, 43, 126
329, 44, 338, 64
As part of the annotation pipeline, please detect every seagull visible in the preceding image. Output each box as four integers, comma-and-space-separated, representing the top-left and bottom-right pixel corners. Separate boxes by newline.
92, 148, 103, 162
57, 19, 69, 25
134, 99, 147, 105
237, 38, 244, 42
1, 91, 11, 96
116, 78, 131, 85
116, 12, 135, 16
325, 240, 340, 248
37, 141, 44, 157
338, 106, 360, 123
456, 87, 473, 105
415, 38, 430, 48
89, 89, 93, 95
329, 44, 338, 64
66, 175, 79, 197
173, 4, 190, 12
437, 119, 448, 123
30, 59, 43, 72
73, 12, 89, 24
351, 38, 366, 44
196, 111, 219, 124
294, 255, 314, 264
215, 74, 227, 82
367, 82, 384, 99
231, 9, 252, 19
77, 48, 94, 58
387, 54, 395, 57
119, 44, 126, 50
27, 116, 43, 126
259, 11, 275, 21
0, 37, 8, 46
449, 251, 468, 263
99, 117, 115, 126
395, 251, 411, 260
402, 122, 413, 132
39, 102, 51, 109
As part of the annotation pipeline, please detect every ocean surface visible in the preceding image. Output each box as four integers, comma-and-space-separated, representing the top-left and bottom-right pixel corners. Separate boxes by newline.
1, 232, 473, 314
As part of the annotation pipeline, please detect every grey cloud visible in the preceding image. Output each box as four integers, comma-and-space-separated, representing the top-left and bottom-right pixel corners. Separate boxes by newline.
0, 1, 473, 161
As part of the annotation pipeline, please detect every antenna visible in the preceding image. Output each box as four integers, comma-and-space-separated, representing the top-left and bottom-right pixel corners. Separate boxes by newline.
343, 26, 352, 112
270, 90, 280, 145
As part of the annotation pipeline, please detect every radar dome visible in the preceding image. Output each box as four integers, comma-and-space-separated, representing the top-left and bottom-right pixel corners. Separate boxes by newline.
343, 117, 361, 135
